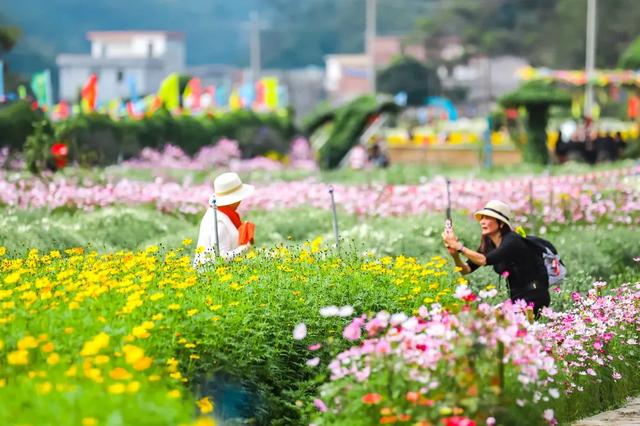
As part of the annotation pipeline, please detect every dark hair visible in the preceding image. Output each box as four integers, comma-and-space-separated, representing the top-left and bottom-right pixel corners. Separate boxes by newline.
478, 220, 511, 254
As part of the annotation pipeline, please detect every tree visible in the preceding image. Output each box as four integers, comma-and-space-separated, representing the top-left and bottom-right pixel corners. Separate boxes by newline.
619, 35, 640, 69
500, 81, 571, 164
377, 56, 440, 106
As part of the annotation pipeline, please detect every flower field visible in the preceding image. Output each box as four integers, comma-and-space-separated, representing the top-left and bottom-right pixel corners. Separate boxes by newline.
1, 165, 639, 227
0, 243, 638, 425
1, 162, 640, 425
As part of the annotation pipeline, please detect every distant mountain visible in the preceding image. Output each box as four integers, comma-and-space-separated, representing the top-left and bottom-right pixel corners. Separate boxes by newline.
3, 0, 431, 74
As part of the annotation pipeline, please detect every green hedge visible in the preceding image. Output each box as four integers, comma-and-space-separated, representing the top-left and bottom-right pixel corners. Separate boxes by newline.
0, 101, 46, 152
304, 96, 400, 169
1, 103, 297, 166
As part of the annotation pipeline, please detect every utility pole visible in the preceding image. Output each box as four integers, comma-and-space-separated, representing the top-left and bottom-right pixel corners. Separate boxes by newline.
244, 11, 268, 82
366, 0, 377, 93
584, 0, 597, 120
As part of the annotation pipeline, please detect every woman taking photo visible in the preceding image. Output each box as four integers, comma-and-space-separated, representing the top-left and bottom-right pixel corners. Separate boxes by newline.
442, 200, 550, 317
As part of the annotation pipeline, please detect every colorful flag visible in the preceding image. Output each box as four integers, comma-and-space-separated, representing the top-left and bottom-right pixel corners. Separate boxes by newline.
262, 77, 278, 110
157, 73, 180, 110
182, 78, 202, 111
31, 70, 53, 109
18, 85, 27, 100
81, 73, 98, 113
229, 86, 242, 110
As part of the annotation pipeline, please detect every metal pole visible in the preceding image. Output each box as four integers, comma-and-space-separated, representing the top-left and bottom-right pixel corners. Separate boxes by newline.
328, 186, 340, 250
366, 0, 377, 93
211, 196, 220, 258
584, 0, 597, 119
445, 178, 452, 232
529, 180, 534, 216
245, 11, 267, 83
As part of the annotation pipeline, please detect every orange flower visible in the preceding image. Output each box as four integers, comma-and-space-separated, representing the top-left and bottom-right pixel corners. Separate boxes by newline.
362, 393, 383, 405
398, 414, 411, 422
380, 416, 398, 424
406, 391, 420, 403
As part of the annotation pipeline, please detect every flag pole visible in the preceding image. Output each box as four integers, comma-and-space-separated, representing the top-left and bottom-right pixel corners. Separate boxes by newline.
328, 186, 340, 251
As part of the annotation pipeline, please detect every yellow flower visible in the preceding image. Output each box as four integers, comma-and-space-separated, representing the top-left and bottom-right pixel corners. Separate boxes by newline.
195, 246, 206, 254
41, 342, 55, 353
127, 381, 141, 393
0, 340, 3, 350
7, 350, 29, 365
0, 246, 6, 257
108, 383, 126, 394
151, 313, 164, 321
167, 389, 181, 398
192, 418, 217, 426
150, 293, 165, 301
0, 379, 6, 388
122, 345, 145, 365
64, 327, 74, 334
81, 418, 98, 426
132, 356, 152, 372
94, 355, 110, 365
64, 365, 77, 377
187, 309, 199, 317
168, 304, 181, 310
46, 353, 60, 365
17, 335, 39, 350
4, 272, 21, 284
109, 367, 133, 380
36, 382, 52, 395
80, 332, 110, 357
132, 326, 150, 339
196, 396, 214, 414
182, 239, 193, 246
148, 374, 161, 382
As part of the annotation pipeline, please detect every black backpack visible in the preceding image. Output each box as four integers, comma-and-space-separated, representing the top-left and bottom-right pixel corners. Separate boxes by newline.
520, 235, 567, 286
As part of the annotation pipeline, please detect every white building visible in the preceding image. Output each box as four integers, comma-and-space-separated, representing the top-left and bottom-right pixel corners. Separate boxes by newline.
56, 31, 186, 102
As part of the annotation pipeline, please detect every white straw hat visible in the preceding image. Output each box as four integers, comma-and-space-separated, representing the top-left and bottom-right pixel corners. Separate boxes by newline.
211, 172, 255, 207
474, 200, 513, 229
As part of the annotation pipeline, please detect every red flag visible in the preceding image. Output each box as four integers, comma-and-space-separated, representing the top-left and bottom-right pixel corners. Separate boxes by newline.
81, 74, 98, 112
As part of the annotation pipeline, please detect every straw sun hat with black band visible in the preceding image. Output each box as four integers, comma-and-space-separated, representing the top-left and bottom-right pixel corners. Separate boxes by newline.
473, 200, 513, 229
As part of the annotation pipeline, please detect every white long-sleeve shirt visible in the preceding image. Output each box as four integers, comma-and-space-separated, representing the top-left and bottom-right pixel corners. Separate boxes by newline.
194, 208, 250, 266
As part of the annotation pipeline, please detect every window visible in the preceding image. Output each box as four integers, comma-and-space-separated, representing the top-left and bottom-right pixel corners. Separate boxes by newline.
147, 43, 154, 58
117, 70, 124, 82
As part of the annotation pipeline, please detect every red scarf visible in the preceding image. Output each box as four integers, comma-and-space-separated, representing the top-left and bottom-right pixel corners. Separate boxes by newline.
218, 206, 242, 229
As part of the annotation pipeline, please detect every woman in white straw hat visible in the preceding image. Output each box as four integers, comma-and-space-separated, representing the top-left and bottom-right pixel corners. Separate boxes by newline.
194, 172, 255, 266
442, 200, 550, 317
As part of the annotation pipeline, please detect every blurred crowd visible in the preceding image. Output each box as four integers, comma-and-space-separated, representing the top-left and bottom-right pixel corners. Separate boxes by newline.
554, 124, 628, 164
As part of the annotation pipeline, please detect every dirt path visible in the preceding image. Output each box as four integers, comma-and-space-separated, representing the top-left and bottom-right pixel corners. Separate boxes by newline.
573, 396, 640, 425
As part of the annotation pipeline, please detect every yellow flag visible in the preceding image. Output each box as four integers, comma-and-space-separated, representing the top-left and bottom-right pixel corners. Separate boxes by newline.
157, 73, 180, 110
262, 77, 278, 110
229, 87, 242, 110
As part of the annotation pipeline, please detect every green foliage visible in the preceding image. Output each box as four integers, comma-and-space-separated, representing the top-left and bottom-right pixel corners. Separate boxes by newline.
376, 56, 441, 106
0, 101, 45, 152
306, 96, 400, 169
500, 82, 571, 164
23, 120, 54, 174
1, 205, 637, 310
619, 35, 640, 69
3, 107, 297, 167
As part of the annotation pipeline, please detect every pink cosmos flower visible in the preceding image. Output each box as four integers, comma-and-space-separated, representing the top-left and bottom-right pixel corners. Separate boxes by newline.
293, 323, 307, 340
306, 357, 320, 367
313, 398, 327, 412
